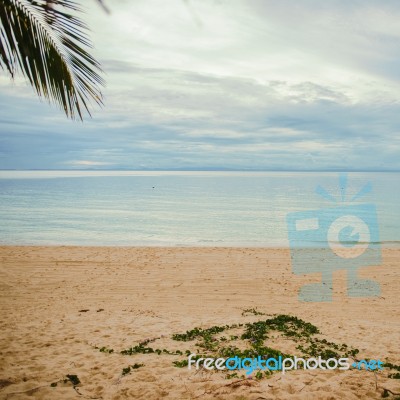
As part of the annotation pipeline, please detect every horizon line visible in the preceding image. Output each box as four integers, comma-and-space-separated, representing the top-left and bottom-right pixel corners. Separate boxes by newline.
1, 168, 400, 173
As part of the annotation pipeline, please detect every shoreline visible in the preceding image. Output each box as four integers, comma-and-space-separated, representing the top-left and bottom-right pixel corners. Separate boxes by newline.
1, 243, 400, 248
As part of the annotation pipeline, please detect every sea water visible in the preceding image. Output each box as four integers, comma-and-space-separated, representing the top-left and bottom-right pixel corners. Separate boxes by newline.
0, 171, 398, 246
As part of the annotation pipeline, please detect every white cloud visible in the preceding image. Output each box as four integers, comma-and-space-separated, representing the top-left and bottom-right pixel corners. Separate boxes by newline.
65, 160, 114, 167
1, 0, 399, 170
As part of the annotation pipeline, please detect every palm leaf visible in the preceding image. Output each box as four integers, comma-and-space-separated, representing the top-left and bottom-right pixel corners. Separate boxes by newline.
0, 0, 104, 120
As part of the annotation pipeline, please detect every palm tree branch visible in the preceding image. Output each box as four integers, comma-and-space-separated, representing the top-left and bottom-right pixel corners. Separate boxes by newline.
0, 0, 104, 119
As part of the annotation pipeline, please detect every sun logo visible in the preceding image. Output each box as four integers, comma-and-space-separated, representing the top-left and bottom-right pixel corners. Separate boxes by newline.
286, 174, 381, 302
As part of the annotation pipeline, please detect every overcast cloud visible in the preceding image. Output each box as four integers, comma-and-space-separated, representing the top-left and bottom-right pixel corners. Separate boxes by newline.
0, 0, 399, 170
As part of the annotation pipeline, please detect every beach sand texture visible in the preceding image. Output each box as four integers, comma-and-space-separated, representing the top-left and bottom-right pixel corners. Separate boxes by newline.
0, 246, 399, 399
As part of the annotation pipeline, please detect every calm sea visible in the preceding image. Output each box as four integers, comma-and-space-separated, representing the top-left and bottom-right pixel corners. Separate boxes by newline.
0, 171, 398, 247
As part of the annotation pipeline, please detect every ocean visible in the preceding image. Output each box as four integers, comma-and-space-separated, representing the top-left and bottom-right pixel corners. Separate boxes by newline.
0, 171, 399, 247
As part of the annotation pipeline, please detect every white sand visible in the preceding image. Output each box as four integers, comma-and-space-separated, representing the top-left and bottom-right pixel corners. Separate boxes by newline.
0, 246, 399, 399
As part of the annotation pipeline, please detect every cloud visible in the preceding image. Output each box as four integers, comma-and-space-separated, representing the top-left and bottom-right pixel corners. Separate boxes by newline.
65, 160, 114, 167
0, 0, 399, 170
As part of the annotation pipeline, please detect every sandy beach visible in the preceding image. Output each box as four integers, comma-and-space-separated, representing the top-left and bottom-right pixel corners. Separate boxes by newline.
0, 246, 399, 399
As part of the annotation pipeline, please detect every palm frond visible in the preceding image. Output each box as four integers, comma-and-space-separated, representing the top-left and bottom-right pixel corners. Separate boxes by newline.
0, 0, 104, 120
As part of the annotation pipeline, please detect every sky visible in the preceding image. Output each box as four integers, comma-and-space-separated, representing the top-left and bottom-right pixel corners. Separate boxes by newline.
1, 0, 400, 171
